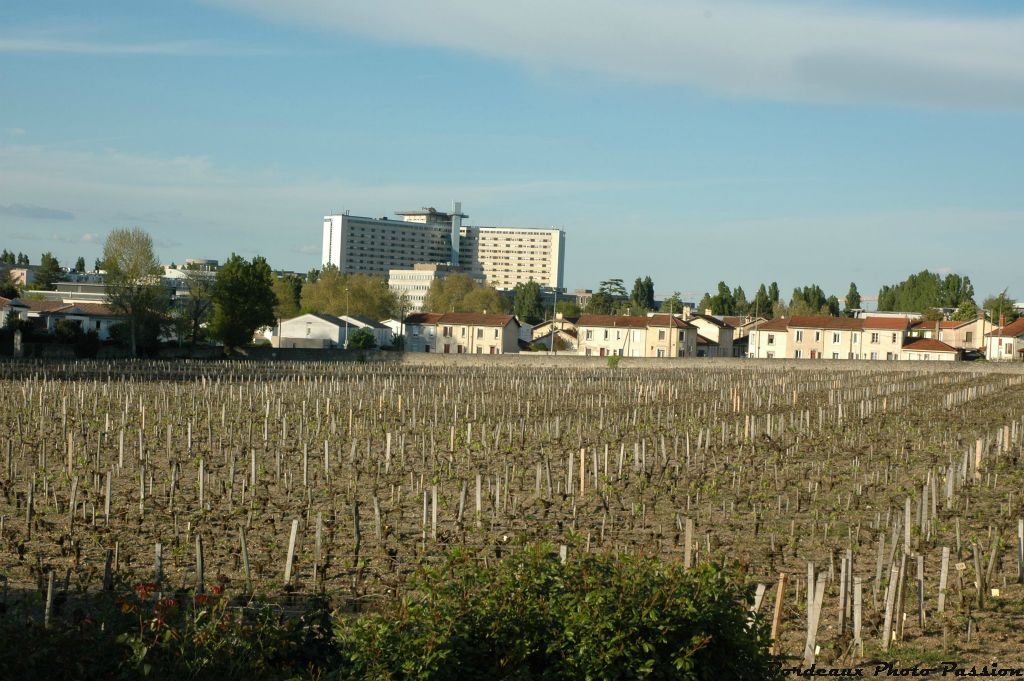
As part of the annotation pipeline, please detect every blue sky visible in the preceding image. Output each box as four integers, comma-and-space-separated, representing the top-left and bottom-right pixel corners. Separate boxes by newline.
2, 0, 1022, 303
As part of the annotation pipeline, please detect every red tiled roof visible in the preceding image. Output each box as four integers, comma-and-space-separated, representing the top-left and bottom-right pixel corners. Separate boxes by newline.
404, 312, 444, 325
756, 318, 789, 331
990, 317, 1024, 338
901, 338, 958, 353
577, 314, 650, 329
910, 319, 971, 330
436, 312, 518, 327
789, 316, 863, 331
862, 317, 910, 330
59, 303, 117, 317
646, 314, 696, 329
22, 299, 71, 312
689, 313, 731, 328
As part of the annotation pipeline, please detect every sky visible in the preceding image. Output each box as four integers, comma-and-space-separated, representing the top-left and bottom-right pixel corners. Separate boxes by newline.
1, 0, 1022, 303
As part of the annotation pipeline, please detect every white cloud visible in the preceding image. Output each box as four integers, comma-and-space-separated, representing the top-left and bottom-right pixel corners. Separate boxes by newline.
208, 0, 1024, 109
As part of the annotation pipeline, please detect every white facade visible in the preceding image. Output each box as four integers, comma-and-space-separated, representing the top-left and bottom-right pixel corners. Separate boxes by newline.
322, 203, 565, 291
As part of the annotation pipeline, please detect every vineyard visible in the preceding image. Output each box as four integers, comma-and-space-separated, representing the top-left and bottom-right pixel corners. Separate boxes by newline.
2, 357, 1024, 669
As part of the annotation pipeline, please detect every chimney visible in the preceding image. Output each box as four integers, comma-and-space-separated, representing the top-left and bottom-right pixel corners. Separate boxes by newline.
1000, 313, 1006, 330
704, 308, 713, 316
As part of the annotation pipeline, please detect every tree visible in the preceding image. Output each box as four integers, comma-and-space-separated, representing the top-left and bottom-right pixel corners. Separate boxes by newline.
0, 270, 18, 299
555, 300, 581, 318
300, 266, 397, 319
751, 284, 772, 319
272, 273, 303, 319
347, 327, 377, 350
33, 252, 64, 290
16, 253, 29, 266
984, 289, 1018, 324
826, 295, 841, 317
951, 299, 979, 322
877, 270, 976, 313
789, 284, 832, 316
513, 280, 545, 324
732, 286, 749, 316
584, 291, 616, 315
629, 277, 655, 312
768, 282, 780, 305
659, 292, 686, 314
102, 228, 166, 357
94, 258, 103, 272
598, 278, 628, 300
74, 256, 86, 273
422, 273, 506, 314
844, 283, 861, 316
0, 250, 14, 265
173, 265, 217, 348
210, 254, 277, 352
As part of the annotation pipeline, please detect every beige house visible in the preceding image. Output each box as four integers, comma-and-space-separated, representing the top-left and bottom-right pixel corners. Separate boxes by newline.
433, 312, 520, 354
986, 317, 1024, 361
686, 313, 734, 357
901, 338, 959, 361
576, 314, 697, 358
748, 318, 789, 358
909, 316, 991, 352
788, 316, 865, 360
530, 314, 579, 351
860, 317, 910, 361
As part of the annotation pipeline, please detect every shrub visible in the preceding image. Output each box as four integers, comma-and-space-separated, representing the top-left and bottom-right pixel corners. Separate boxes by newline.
607, 354, 621, 368
346, 328, 376, 350
334, 546, 780, 680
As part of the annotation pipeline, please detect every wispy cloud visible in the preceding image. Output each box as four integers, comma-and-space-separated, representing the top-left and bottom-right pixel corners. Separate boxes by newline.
0, 203, 74, 220
0, 27, 283, 57
209, 0, 1024, 110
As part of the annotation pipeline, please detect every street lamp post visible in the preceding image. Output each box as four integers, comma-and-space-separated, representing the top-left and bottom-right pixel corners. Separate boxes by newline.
344, 287, 350, 349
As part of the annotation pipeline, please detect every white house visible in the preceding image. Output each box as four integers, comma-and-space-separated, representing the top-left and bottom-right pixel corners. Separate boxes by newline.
986, 317, 1024, 361
0, 297, 28, 327
900, 338, 960, 361
338, 315, 394, 348
686, 313, 735, 358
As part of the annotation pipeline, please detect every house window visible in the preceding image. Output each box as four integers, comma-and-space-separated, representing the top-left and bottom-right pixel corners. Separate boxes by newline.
832, 332, 840, 344
870, 352, 878, 360
852, 333, 858, 343
767, 334, 775, 345
891, 333, 898, 343
412, 327, 420, 336
814, 331, 821, 342
1007, 344, 1014, 355
966, 331, 973, 343
603, 330, 609, 340
476, 328, 483, 338
871, 333, 879, 343
795, 330, 803, 342
794, 349, 803, 359
657, 349, 665, 358
585, 330, 593, 340
475, 347, 482, 354
616, 330, 621, 340
494, 329, 499, 338
443, 326, 452, 337
924, 354, 930, 360
832, 352, 839, 359
767, 352, 775, 359
658, 330, 665, 341
461, 327, 467, 337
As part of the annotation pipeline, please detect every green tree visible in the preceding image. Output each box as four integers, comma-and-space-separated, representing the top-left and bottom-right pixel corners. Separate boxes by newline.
74, 256, 86, 273
16, 253, 29, 266
629, 276, 655, 312
0, 250, 14, 265
659, 291, 686, 314
768, 282, 780, 305
346, 327, 376, 350
94, 258, 103, 272
301, 266, 397, 319
102, 228, 167, 357
984, 289, 1018, 324
877, 270, 976, 313
512, 280, 545, 324
422, 273, 505, 314
732, 286, 749, 316
555, 300, 581, 318
210, 254, 277, 352
173, 265, 216, 348
599, 278, 628, 300
272, 273, 303, 319
751, 284, 772, 318
0, 270, 18, 299
33, 252, 64, 290
826, 295, 841, 317
585, 291, 616, 315
951, 299, 979, 321
844, 282, 861, 316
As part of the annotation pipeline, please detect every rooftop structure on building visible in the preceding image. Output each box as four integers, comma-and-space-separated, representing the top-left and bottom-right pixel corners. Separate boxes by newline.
322, 201, 565, 291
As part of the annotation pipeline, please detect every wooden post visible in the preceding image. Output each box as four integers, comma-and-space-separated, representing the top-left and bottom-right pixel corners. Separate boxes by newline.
285, 518, 299, 585
803, 572, 826, 666
240, 526, 252, 594
684, 518, 694, 569
853, 576, 863, 659
195, 534, 205, 594
882, 563, 900, 650
770, 573, 786, 655
938, 547, 949, 614
44, 571, 55, 629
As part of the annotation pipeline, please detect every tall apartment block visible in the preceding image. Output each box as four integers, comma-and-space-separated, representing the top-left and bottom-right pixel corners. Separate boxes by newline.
322, 202, 565, 291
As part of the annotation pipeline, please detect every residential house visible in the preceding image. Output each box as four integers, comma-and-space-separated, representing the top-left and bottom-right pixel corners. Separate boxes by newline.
901, 338, 960, 361
686, 313, 734, 357
860, 317, 910, 361
788, 316, 865, 360
276, 313, 352, 348
576, 314, 697, 358
722, 315, 767, 357
337, 315, 394, 348
908, 315, 990, 353
1, 297, 28, 327
403, 312, 443, 352
432, 312, 520, 354
530, 314, 579, 351
986, 317, 1024, 361
748, 318, 789, 358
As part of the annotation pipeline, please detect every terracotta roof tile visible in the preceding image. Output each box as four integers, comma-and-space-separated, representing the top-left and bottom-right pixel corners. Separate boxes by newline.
404, 312, 444, 325
436, 312, 518, 327
789, 316, 864, 331
862, 317, 910, 330
646, 314, 695, 329
990, 317, 1024, 338
901, 338, 958, 353
756, 318, 790, 331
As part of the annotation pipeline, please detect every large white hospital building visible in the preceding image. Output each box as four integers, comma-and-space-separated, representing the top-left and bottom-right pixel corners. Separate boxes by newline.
322, 202, 565, 292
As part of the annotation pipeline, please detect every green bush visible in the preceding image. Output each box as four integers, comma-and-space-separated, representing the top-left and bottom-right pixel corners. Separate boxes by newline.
346, 327, 376, 350
334, 547, 780, 680
607, 354, 621, 368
